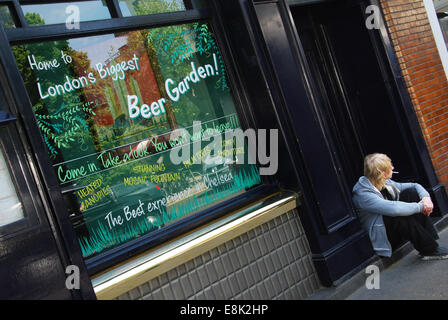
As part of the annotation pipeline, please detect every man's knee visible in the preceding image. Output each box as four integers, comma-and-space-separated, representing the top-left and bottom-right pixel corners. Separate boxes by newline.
399, 188, 420, 202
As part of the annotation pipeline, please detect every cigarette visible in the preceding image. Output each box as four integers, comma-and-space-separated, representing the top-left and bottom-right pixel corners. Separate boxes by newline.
392, 171, 399, 174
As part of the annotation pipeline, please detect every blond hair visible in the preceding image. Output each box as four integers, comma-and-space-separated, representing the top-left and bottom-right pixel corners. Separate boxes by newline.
364, 153, 392, 190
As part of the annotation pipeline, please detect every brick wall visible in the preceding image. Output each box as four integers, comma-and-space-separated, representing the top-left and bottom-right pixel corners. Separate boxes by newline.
381, 0, 448, 190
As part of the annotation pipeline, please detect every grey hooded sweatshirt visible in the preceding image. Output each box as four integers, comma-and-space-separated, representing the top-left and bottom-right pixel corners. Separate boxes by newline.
352, 176, 428, 257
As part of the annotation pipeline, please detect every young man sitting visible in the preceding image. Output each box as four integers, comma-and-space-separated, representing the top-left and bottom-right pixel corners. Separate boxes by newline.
352, 153, 448, 260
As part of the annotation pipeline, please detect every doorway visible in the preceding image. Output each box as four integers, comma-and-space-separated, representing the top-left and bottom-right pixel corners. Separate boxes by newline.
290, 0, 419, 191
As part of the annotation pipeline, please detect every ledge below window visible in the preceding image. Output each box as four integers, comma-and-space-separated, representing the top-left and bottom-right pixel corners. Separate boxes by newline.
91, 190, 300, 300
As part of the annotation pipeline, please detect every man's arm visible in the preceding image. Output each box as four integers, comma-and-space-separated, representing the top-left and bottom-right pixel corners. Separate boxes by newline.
388, 180, 433, 215
353, 191, 425, 217
388, 180, 429, 198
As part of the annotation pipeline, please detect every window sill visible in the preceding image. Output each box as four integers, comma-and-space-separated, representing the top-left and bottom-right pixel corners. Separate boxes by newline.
91, 190, 300, 300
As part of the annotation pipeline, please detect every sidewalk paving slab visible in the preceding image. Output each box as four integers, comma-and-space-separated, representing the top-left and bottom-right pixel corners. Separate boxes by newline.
347, 225, 448, 300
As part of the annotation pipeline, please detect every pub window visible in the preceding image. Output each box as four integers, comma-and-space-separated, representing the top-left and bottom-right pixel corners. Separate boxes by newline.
0, 67, 44, 236
11, 18, 262, 265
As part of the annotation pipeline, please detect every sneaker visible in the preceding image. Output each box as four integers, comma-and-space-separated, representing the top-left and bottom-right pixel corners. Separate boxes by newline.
420, 246, 448, 261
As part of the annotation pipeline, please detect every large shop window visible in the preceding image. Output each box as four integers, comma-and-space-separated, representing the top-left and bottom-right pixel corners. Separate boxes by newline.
12, 22, 261, 262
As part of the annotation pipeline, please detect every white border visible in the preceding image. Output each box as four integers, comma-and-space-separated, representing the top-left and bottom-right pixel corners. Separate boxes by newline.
423, 0, 448, 81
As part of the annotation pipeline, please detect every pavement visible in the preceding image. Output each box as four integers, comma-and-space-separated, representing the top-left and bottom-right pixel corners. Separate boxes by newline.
346, 224, 448, 300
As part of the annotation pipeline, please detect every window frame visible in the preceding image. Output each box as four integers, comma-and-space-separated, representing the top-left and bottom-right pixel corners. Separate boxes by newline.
0, 0, 277, 275
423, 0, 448, 81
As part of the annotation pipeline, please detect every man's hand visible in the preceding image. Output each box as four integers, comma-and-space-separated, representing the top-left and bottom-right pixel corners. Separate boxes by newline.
420, 196, 434, 216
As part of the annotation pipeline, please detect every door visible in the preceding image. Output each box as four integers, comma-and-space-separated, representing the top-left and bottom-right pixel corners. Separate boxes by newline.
291, 0, 421, 189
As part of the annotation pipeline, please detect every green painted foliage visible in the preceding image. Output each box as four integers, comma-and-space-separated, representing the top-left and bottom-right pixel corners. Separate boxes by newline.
147, 22, 229, 91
